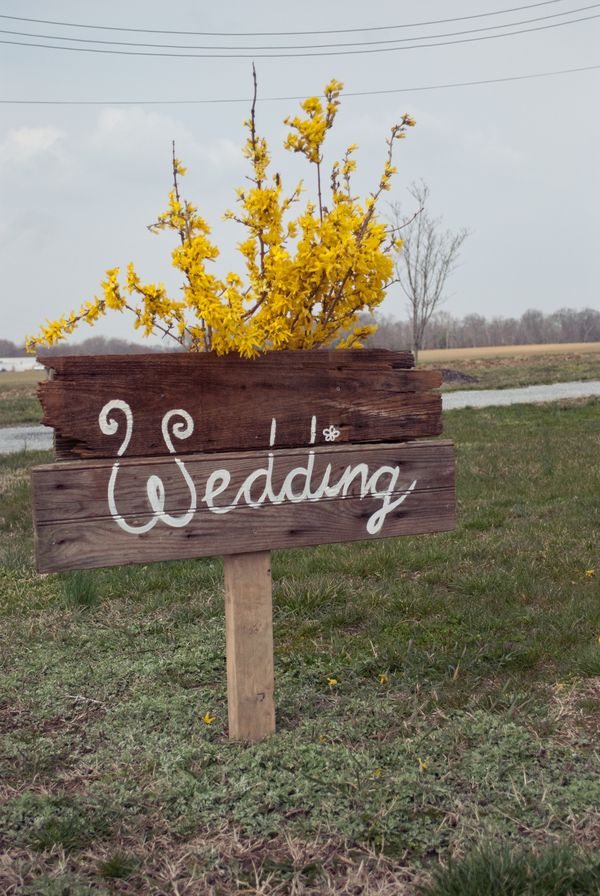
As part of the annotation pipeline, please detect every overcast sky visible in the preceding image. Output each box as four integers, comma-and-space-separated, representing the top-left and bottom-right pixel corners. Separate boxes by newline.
1, 0, 599, 346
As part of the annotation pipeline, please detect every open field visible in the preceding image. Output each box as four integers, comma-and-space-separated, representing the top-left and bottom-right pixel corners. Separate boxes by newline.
419, 341, 600, 363
0, 369, 44, 387
0, 369, 43, 427
422, 344, 600, 392
1, 401, 599, 893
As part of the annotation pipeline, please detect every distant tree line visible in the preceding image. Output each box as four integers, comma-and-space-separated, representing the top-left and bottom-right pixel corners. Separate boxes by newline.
2, 307, 599, 357
366, 307, 600, 351
0, 336, 171, 357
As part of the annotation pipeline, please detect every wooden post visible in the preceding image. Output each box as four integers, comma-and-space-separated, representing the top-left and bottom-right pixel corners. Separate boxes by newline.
223, 551, 276, 742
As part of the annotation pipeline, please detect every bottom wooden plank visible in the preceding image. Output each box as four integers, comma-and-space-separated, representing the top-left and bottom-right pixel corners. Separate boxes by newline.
33, 486, 454, 572
32, 440, 455, 572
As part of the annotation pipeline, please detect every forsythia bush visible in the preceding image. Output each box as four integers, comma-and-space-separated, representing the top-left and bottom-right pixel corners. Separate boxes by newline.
27, 79, 415, 356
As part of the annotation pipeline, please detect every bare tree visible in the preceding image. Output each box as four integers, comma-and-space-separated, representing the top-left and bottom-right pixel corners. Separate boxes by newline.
391, 181, 468, 363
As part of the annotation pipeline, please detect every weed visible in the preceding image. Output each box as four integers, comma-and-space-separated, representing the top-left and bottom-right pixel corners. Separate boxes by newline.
61, 571, 100, 609
97, 851, 138, 880
421, 843, 600, 896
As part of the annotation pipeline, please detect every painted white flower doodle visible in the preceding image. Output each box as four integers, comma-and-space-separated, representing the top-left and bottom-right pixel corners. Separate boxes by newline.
323, 425, 341, 442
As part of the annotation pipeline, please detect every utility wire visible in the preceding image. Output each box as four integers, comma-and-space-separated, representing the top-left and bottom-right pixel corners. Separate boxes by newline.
0, 0, 576, 36
1, 4, 598, 50
1, 12, 599, 57
1, 62, 598, 105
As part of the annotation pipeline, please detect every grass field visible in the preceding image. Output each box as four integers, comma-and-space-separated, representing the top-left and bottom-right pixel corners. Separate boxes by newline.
419, 342, 600, 363
420, 343, 600, 393
0, 369, 43, 427
1, 401, 599, 894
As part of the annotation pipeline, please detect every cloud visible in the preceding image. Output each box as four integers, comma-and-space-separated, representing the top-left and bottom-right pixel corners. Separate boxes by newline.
91, 107, 184, 149
0, 126, 66, 166
413, 108, 524, 168
195, 137, 244, 172
88, 107, 243, 176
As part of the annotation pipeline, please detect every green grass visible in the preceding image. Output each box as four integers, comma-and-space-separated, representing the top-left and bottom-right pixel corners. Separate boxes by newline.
0, 393, 41, 425
1, 402, 599, 893
422, 844, 600, 896
435, 352, 600, 392
0, 372, 42, 425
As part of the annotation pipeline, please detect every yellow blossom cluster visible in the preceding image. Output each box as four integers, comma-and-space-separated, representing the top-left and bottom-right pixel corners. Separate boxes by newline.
27, 79, 415, 356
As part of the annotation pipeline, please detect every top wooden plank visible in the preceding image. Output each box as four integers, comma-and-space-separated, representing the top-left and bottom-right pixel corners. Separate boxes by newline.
37, 349, 442, 460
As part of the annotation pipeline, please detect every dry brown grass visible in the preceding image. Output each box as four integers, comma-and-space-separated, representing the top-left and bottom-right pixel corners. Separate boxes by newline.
0, 467, 28, 495
0, 829, 426, 895
0, 369, 44, 388
419, 342, 600, 363
550, 677, 600, 745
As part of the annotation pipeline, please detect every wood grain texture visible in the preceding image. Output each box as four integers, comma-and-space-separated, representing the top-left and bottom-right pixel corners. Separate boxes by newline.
36, 349, 442, 460
32, 440, 455, 572
224, 552, 275, 742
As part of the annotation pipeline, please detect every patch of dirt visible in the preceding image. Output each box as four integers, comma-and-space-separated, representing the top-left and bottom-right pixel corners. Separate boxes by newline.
0, 701, 34, 735
0, 698, 106, 738
438, 368, 479, 385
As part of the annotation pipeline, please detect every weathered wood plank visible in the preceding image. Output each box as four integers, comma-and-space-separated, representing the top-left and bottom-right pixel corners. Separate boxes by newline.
224, 552, 275, 742
39, 348, 416, 377
32, 440, 455, 523
37, 350, 442, 459
32, 440, 455, 572
34, 487, 455, 573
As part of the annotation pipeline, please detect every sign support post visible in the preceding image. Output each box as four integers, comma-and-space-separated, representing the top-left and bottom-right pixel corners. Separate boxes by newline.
224, 551, 276, 741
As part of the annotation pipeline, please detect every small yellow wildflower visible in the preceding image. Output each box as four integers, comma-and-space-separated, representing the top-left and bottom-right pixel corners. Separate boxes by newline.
585, 569, 595, 577
373, 768, 382, 778
202, 712, 215, 725
597, 636, 600, 645
327, 677, 338, 688
378, 673, 388, 685
418, 757, 428, 772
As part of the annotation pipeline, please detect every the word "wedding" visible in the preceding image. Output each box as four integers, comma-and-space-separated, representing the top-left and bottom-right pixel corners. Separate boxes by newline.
100, 400, 418, 537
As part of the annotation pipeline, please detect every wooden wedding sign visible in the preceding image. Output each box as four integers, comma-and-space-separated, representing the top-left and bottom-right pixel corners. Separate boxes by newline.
31, 349, 455, 740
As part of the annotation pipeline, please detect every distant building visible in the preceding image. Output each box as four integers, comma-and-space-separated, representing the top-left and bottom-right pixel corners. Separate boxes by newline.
0, 357, 43, 372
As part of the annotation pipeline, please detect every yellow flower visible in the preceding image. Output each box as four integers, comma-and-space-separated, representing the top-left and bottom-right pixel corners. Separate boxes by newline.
202, 712, 215, 725
585, 569, 595, 577
326, 677, 338, 687
418, 757, 428, 772
373, 767, 382, 778
378, 673, 388, 685
27, 78, 415, 357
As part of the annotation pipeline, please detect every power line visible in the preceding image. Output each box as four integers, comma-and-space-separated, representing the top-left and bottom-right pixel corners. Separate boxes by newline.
1, 62, 598, 105
2, 4, 598, 51
1, 12, 599, 57
0, 0, 576, 37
